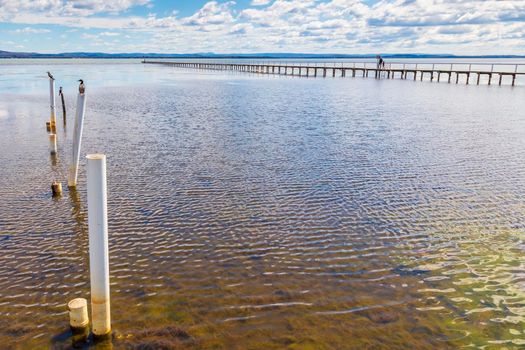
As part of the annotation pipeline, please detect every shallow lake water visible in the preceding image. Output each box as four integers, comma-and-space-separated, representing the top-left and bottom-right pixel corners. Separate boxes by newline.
0, 59, 524, 349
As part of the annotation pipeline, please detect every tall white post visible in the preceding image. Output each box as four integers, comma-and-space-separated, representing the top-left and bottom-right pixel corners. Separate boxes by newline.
49, 77, 56, 131
86, 154, 111, 336
68, 87, 86, 188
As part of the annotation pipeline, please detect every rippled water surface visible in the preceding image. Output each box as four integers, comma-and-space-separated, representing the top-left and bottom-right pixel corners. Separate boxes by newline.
0, 59, 524, 349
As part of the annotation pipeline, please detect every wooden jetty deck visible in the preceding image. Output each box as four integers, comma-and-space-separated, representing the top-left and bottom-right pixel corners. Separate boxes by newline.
144, 60, 524, 86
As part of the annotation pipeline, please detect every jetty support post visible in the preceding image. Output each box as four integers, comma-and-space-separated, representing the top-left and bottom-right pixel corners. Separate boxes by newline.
68, 85, 87, 188
86, 154, 111, 337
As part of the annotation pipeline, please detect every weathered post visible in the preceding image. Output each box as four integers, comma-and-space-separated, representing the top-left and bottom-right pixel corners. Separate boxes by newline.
49, 133, 57, 155
48, 72, 57, 132
86, 153, 111, 337
68, 80, 86, 189
68, 298, 89, 331
51, 181, 63, 197
59, 87, 66, 124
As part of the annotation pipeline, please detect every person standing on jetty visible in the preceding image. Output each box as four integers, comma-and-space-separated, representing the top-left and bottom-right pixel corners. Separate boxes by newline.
376, 55, 386, 78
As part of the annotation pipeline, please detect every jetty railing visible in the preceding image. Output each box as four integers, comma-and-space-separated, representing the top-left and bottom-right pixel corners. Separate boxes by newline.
143, 59, 525, 86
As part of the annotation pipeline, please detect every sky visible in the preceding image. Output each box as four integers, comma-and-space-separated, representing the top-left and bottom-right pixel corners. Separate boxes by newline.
0, 0, 524, 55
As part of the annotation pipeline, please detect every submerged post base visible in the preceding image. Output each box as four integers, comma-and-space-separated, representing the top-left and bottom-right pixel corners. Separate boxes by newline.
52, 181, 63, 197
91, 301, 111, 336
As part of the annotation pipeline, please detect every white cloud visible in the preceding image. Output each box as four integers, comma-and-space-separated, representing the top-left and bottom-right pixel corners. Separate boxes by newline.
0, 0, 150, 16
0, 0, 524, 54
11, 26, 50, 34
251, 0, 272, 5
182, 1, 235, 27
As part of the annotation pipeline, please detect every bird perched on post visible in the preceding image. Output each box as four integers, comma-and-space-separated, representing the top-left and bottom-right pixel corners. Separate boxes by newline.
47, 71, 54, 80
78, 79, 85, 94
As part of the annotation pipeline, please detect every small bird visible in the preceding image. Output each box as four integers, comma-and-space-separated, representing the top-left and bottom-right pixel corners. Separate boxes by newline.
47, 71, 54, 80
78, 79, 85, 94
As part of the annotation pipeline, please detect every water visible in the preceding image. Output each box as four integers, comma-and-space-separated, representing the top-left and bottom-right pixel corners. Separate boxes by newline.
0, 59, 524, 349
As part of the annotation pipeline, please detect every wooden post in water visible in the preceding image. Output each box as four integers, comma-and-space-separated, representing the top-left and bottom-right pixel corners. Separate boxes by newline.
86, 153, 111, 337
51, 181, 62, 197
59, 87, 66, 124
68, 81, 86, 189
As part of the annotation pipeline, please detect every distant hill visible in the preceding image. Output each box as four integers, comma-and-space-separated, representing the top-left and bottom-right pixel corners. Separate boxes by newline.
1, 50, 524, 59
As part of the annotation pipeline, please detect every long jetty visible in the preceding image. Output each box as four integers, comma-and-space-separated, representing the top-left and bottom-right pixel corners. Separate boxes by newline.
144, 60, 524, 86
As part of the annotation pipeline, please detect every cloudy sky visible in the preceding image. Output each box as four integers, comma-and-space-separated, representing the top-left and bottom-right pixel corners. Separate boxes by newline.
0, 0, 524, 54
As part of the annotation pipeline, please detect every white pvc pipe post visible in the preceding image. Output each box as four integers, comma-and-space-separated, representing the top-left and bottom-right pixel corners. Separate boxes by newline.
68, 298, 89, 331
68, 90, 86, 188
86, 154, 111, 336
49, 77, 56, 131
49, 133, 57, 155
